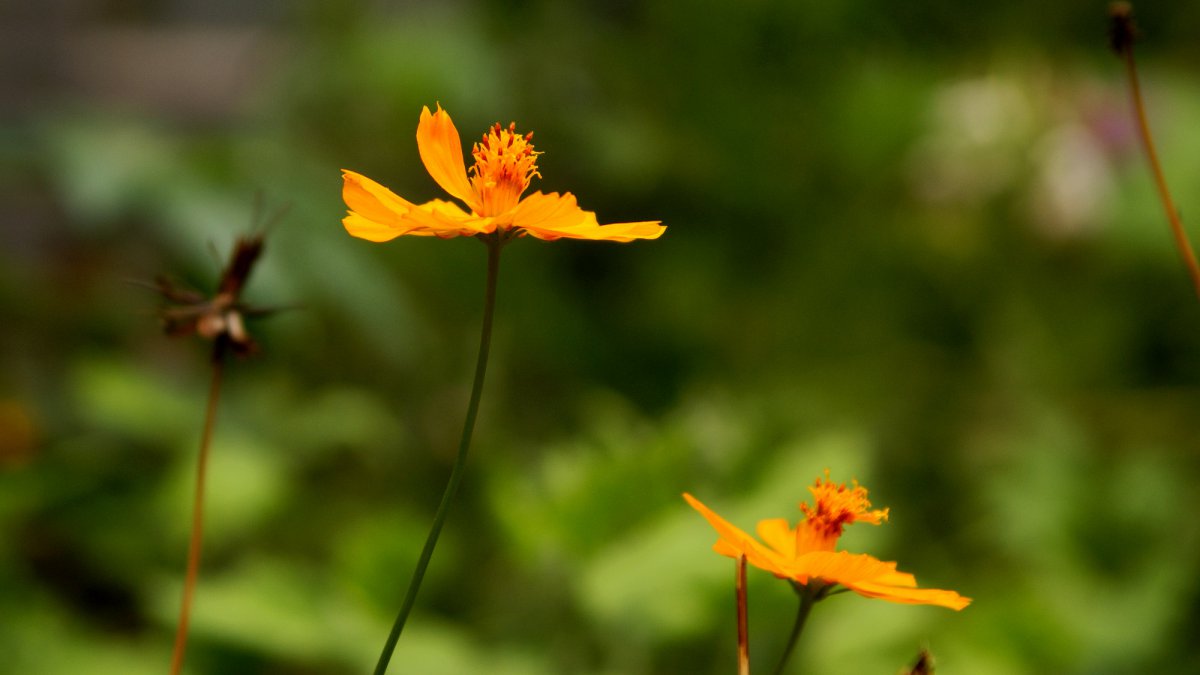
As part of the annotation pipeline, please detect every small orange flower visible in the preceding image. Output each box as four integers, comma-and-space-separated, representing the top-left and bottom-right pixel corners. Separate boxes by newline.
342, 105, 666, 243
684, 474, 970, 610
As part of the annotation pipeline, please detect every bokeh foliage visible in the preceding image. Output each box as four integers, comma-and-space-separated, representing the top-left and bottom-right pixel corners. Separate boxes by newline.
2, 0, 1199, 673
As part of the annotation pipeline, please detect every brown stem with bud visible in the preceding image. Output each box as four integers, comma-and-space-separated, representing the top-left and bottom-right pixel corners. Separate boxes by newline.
1111, 3, 1200, 300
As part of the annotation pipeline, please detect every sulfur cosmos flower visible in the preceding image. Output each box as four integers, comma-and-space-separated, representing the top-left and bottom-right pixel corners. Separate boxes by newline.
341, 105, 666, 243
684, 474, 970, 610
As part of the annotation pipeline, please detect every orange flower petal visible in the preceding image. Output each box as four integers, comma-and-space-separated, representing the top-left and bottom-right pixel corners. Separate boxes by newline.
684, 493, 757, 552
536, 219, 666, 243
790, 551, 970, 610
755, 518, 796, 558
416, 105, 477, 209
871, 569, 919, 588
848, 582, 972, 610
342, 172, 488, 238
342, 169, 419, 225
513, 192, 665, 242
343, 212, 409, 242
405, 199, 487, 237
790, 551, 892, 583
714, 540, 742, 557
342, 167, 483, 240
684, 493, 791, 576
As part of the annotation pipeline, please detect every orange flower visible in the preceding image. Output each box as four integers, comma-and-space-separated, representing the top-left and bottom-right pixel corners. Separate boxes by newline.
684, 474, 970, 610
342, 105, 666, 243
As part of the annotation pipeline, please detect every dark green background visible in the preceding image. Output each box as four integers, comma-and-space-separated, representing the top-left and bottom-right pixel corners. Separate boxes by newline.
2, 1, 1199, 673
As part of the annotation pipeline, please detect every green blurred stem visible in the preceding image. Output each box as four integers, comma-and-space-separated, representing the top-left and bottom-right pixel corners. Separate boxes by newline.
771, 582, 828, 675
373, 236, 504, 675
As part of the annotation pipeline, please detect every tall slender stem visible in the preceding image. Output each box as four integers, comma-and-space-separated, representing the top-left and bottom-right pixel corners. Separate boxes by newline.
1121, 41, 1200, 299
770, 584, 821, 675
170, 347, 226, 675
736, 555, 750, 675
373, 238, 503, 675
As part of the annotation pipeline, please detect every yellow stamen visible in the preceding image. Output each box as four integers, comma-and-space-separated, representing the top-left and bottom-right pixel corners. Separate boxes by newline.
469, 121, 541, 217
797, 472, 888, 551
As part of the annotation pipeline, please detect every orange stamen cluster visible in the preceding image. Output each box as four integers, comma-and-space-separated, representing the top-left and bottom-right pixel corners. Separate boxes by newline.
798, 473, 888, 551
469, 121, 541, 217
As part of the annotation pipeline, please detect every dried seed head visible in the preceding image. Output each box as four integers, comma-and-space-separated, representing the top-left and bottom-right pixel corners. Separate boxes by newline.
1109, 2, 1137, 56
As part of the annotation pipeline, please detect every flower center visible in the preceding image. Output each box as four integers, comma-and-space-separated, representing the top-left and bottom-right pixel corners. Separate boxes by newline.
469, 121, 541, 217
797, 474, 888, 551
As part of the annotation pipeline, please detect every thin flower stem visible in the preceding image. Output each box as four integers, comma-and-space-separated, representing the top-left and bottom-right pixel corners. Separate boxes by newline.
736, 555, 750, 675
373, 237, 503, 675
1120, 43, 1200, 299
770, 584, 822, 675
170, 346, 226, 675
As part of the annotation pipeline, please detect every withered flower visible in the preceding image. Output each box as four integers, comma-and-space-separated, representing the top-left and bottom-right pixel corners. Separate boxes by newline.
155, 234, 271, 357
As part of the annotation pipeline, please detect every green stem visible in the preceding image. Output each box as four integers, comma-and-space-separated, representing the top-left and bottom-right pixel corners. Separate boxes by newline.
770, 583, 824, 675
373, 237, 503, 675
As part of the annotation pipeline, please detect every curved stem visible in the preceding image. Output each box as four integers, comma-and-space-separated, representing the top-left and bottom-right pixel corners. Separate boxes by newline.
170, 348, 226, 675
373, 238, 503, 675
770, 584, 822, 675
1122, 47, 1200, 299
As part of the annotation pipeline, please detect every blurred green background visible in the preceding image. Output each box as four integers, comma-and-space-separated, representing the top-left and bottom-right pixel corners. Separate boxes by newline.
3, 1, 1200, 673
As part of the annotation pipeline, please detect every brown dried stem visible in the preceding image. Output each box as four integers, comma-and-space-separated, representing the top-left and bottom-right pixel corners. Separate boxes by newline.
1111, 3, 1200, 299
736, 554, 750, 675
169, 346, 226, 675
